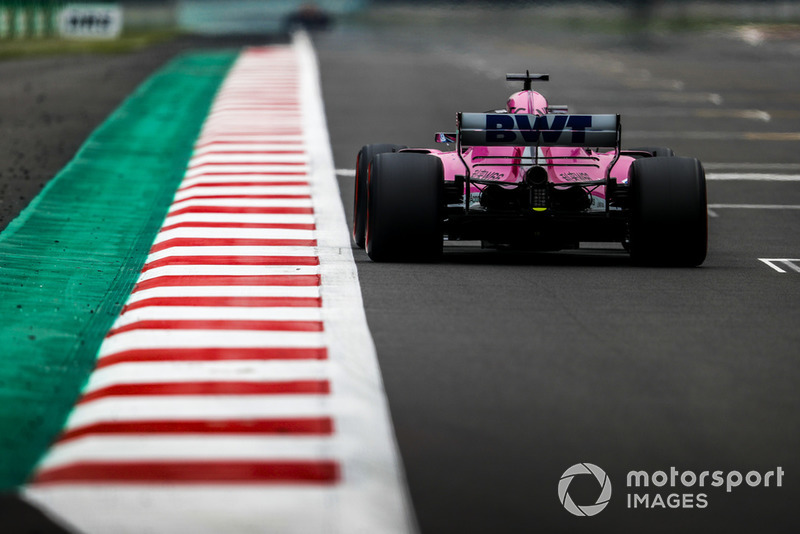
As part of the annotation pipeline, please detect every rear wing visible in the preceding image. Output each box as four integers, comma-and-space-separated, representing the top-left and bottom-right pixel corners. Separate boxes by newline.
458, 112, 620, 148
453, 113, 623, 212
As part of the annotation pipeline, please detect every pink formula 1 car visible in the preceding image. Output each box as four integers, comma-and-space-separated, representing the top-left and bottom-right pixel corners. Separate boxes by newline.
353, 72, 707, 266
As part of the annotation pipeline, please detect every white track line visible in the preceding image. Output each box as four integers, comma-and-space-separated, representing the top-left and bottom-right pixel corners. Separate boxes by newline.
145, 246, 319, 263
708, 204, 800, 210
174, 186, 312, 200
38, 436, 336, 471
193, 144, 307, 155
168, 198, 314, 211
292, 30, 417, 533
63, 396, 335, 430
97, 330, 327, 357
704, 163, 800, 172
154, 227, 317, 242
84, 361, 332, 391
25, 488, 370, 534
189, 154, 309, 165
179, 176, 310, 189
626, 131, 800, 141
112, 306, 323, 327
197, 135, 306, 144
186, 165, 310, 177
162, 214, 316, 227
127, 286, 321, 303
759, 259, 800, 273
137, 265, 320, 281
706, 173, 800, 181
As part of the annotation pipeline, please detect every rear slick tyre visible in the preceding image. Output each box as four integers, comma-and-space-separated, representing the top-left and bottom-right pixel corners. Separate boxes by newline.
629, 156, 707, 267
366, 152, 443, 262
353, 144, 405, 248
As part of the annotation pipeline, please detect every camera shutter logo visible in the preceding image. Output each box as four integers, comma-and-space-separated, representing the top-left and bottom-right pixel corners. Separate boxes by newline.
558, 463, 612, 516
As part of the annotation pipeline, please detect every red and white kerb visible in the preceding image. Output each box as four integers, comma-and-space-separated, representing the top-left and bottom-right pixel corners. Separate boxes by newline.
25, 35, 415, 534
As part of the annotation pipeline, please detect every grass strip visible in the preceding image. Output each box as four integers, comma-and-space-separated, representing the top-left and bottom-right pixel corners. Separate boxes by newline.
0, 30, 181, 60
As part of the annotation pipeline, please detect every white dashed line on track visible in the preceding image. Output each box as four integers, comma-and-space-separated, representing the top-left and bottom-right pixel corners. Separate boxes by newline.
759, 259, 800, 273
708, 204, 800, 210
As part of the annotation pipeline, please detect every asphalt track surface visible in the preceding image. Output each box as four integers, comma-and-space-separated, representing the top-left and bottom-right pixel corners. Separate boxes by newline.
2, 17, 799, 534
317, 20, 800, 534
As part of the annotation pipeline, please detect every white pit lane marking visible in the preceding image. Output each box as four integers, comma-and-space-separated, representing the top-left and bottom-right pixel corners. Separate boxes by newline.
63, 395, 335, 430
161, 214, 317, 228
135, 265, 320, 284
173, 186, 313, 201
185, 164, 311, 178
625, 131, 800, 141
37, 436, 337, 472
706, 173, 800, 182
168, 198, 314, 212
126, 285, 321, 304
193, 143, 308, 156
97, 330, 327, 359
84, 361, 331, 392
36, 442, 336, 485
196, 134, 306, 145
708, 204, 800, 210
154, 227, 317, 243
144, 246, 319, 264
189, 153, 309, 166
112, 306, 323, 329
759, 259, 800, 274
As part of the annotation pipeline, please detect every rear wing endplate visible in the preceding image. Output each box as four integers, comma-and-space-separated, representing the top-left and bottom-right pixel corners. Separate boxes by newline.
458, 112, 620, 148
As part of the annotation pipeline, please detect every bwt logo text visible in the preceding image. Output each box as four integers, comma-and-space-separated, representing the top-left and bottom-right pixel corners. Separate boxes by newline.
484, 114, 593, 143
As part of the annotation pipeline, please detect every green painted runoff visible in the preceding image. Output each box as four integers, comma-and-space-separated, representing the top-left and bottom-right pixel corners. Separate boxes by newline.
0, 51, 237, 488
